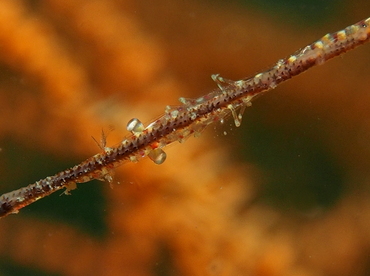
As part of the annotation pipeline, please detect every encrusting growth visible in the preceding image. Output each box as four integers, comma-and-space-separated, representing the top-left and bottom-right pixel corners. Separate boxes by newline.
0, 17, 369, 218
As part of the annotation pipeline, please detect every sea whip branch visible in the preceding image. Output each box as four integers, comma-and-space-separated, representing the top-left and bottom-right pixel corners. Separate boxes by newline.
0, 17, 369, 218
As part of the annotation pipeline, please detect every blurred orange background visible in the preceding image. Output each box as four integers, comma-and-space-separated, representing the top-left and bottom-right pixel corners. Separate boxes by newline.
0, 0, 370, 275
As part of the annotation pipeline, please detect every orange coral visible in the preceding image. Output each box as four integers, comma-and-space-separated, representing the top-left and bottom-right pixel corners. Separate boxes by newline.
0, 0, 370, 275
